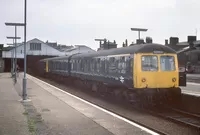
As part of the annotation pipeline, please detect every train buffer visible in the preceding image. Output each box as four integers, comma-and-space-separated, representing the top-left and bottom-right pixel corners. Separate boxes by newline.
0, 72, 160, 135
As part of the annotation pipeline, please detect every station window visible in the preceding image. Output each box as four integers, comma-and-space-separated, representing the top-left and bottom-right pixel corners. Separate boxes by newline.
30, 43, 41, 50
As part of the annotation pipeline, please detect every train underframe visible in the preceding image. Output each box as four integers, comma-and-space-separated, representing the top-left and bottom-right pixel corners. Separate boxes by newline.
43, 72, 182, 106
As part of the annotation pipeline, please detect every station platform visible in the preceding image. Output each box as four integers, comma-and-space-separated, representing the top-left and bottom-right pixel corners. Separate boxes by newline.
177, 74, 200, 97
0, 73, 30, 135
181, 82, 200, 97
187, 74, 200, 83
187, 74, 200, 78
0, 72, 158, 135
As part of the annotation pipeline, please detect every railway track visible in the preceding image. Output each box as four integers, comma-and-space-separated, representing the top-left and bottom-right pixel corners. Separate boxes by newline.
30, 73, 200, 134
146, 105, 200, 131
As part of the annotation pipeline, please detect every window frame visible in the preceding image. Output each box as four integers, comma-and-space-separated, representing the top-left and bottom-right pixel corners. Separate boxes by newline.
141, 55, 158, 72
160, 55, 176, 71
30, 43, 42, 51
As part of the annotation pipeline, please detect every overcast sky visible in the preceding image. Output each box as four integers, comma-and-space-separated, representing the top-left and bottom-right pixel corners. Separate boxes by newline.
1, 0, 200, 50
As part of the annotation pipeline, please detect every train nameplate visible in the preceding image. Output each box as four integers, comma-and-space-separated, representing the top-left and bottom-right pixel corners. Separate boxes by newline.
153, 50, 164, 54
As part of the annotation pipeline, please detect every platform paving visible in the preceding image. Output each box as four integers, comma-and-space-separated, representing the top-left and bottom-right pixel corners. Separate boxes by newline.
181, 82, 200, 97
0, 73, 30, 135
0, 72, 158, 135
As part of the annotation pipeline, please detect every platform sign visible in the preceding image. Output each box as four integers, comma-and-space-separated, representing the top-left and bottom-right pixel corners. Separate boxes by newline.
0, 44, 3, 58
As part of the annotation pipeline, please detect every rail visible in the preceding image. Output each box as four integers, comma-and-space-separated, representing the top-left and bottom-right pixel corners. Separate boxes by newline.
148, 105, 200, 131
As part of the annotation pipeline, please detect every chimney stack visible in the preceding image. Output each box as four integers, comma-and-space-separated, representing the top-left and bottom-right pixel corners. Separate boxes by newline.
125, 39, 128, 47
146, 37, 152, 43
188, 36, 197, 48
122, 42, 125, 47
169, 37, 179, 45
136, 39, 144, 44
165, 39, 168, 45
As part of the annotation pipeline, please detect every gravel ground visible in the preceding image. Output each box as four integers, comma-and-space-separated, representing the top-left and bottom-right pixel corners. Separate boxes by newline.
37, 76, 200, 135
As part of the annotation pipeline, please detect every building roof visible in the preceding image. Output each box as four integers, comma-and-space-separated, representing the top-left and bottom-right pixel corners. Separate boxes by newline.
61, 45, 95, 52
176, 46, 190, 53
3, 46, 14, 51
176, 42, 189, 46
176, 40, 200, 46
8, 38, 62, 52
74, 45, 88, 47
194, 40, 200, 44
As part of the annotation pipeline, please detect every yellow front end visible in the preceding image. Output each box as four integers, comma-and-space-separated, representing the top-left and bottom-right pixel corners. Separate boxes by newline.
45, 60, 48, 73
134, 53, 179, 88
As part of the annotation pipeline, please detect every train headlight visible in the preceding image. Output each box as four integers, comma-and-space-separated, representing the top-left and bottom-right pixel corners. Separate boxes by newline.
142, 78, 146, 82
172, 78, 176, 82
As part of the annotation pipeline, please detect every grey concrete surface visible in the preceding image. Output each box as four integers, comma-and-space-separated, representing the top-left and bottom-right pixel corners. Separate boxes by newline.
0, 73, 30, 135
181, 82, 200, 96
18, 73, 156, 135
187, 74, 200, 78
187, 74, 200, 83
178, 73, 200, 96
18, 74, 114, 135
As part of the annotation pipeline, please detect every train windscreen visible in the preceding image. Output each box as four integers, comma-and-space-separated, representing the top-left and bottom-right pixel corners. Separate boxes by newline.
160, 56, 175, 71
141, 55, 158, 71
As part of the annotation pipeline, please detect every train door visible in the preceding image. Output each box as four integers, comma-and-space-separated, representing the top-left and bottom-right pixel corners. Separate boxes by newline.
178, 66, 186, 86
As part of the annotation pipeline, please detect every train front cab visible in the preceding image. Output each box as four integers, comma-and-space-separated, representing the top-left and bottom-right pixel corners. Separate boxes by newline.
133, 52, 180, 90
42, 60, 49, 77
45, 60, 48, 73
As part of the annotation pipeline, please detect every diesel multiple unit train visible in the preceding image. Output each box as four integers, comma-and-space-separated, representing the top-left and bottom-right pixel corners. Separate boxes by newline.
37, 43, 186, 103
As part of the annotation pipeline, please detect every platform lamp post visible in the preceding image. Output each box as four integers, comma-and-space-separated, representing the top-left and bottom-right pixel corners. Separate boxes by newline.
7, 43, 15, 77
7, 36, 21, 78
130, 28, 148, 40
5, 23, 24, 83
23, 0, 27, 101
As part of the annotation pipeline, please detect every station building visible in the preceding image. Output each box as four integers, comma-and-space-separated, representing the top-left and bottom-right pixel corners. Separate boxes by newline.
1, 38, 95, 73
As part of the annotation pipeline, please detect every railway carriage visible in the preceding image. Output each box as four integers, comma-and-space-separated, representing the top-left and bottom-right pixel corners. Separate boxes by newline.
39, 43, 186, 103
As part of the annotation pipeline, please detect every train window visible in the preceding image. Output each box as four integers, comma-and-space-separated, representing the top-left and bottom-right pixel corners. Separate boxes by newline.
198, 55, 200, 61
160, 56, 175, 71
130, 59, 133, 73
141, 55, 158, 71
78, 60, 80, 71
110, 57, 115, 63
87, 59, 90, 72
84, 59, 88, 72
64, 61, 67, 70
96, 58, 101, 73
118, 56, 126, 74
108, 57, 117, 74
72, 60, 74, 70
90, 59, 93, 72
94, 59, 97, 73
100, 58, 105, 74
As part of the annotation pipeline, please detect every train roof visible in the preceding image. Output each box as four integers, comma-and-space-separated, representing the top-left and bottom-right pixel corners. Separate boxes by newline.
41, 43, 176, 61
40, 53, 81, 61
40, 55, 69, 61
71, 43, 176, 59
